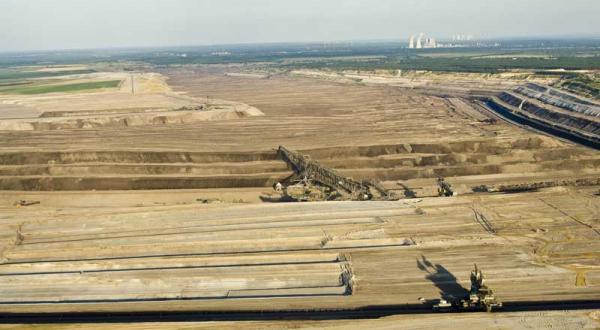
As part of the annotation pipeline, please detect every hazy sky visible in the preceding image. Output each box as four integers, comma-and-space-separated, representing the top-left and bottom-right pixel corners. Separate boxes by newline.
1, 0, 599, 51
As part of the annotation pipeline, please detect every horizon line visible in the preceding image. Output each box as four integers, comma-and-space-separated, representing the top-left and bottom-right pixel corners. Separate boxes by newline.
1, 35, 600, 55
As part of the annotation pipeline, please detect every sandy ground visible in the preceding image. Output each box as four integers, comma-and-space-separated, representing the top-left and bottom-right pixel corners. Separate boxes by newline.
0, 71, 263, 129
290, 69, 559, 94
0, 66, 598, 325
0, 186, 598, 312
0, 67, 525, 150
1, 67, 596, 195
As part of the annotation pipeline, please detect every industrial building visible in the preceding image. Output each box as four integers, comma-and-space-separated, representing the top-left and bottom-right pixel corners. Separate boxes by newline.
408, 33, 437, 49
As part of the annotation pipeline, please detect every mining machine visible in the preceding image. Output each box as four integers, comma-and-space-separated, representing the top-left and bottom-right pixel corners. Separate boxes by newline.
270, 146, 397, 202
433, 264, 502, 312
437, 177, 455, 197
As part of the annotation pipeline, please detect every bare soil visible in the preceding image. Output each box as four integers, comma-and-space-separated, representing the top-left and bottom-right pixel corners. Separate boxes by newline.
0, 67, 598, 324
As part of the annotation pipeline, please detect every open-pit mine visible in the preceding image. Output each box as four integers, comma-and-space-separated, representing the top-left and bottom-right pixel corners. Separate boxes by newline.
0, 64, 598, 328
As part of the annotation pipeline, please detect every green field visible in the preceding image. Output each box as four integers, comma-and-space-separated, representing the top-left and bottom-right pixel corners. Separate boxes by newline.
0, 69, 95, 81
0, 80, 121, 94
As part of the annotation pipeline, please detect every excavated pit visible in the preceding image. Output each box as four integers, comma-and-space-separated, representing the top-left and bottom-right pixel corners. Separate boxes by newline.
481, 83, 600, 149
498, 92, 599, 135
1, 137, 597, 191
485, 97, 600, 149
1, 69, 599, 314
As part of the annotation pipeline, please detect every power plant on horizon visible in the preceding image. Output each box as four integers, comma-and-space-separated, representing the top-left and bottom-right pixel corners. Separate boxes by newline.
408, 33, 437, 49
408, 33, 478, 49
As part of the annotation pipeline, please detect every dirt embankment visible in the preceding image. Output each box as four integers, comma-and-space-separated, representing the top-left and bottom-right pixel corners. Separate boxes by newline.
0, 71, 264, 131
1, 136, 598, 191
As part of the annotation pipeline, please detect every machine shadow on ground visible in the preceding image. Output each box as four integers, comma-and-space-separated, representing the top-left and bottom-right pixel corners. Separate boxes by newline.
417, 255, 469, 301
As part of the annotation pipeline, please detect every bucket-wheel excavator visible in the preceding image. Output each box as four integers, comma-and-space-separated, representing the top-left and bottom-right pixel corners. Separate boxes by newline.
265, 146, 397, 202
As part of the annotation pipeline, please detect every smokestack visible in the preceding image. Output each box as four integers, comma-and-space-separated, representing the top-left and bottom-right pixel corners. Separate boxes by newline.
409, 35, 415, 49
